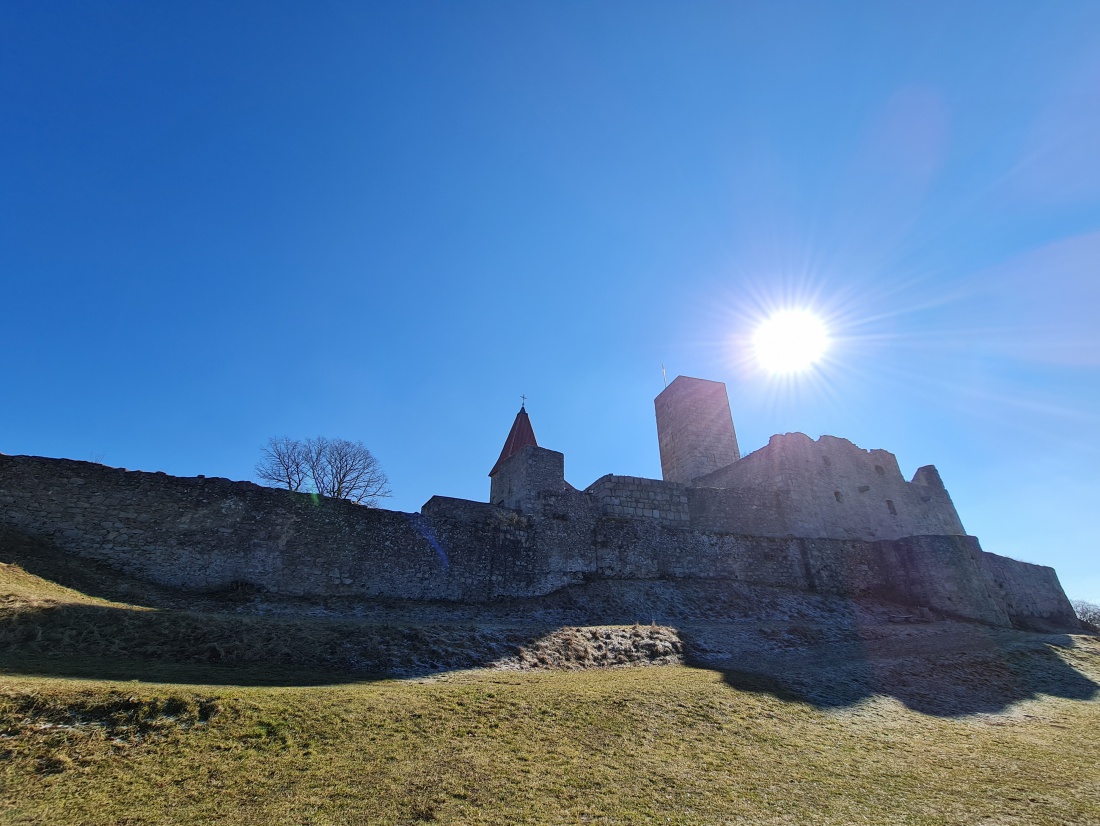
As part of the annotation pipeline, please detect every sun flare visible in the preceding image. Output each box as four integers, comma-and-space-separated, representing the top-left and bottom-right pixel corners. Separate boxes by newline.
752, 310, 830, 374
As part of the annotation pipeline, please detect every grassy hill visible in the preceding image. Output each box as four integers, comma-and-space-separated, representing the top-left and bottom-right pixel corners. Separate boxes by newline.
1, 527, 1098, 825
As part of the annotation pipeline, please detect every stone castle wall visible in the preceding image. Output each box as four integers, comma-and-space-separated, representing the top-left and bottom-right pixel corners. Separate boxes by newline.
584, 475, 690, 526
980, 552, 1081, 629
0, 455, 459, 599
0, 454, 1079, 629
551, 431, 967, 544
691, 433, 967, 541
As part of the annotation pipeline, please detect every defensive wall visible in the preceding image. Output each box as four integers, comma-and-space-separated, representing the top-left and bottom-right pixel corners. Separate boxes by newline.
687, 433, 966, 540
579, 435, 964, 542
0, 453, 1079, 630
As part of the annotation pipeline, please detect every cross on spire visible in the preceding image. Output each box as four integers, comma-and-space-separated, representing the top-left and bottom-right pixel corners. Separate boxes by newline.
520, 394, 528, 408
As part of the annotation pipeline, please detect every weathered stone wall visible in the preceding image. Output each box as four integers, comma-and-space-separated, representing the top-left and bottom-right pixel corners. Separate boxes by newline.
878, 535, 1011, 625
691, 433, 966, 541
980, 551, 1079, 629
0, 455, 471, 598
655, 376, 740, 484
585, 518, 1011, 625
489, 446, 565, 511
686, 485, 795, 537
0, 454, 1075, 629
584, 475, 690, 526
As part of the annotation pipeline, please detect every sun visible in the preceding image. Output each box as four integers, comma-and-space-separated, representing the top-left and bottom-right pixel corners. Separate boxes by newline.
752, 309, 830, 374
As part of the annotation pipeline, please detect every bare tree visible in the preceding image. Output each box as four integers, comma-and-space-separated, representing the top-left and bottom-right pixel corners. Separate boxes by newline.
256, 436, 391, 506
1072, 599, 1100, 628
256, 437, 309, 492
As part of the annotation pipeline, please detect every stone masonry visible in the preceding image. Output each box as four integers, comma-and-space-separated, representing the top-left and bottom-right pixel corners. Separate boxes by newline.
585, 475, 690, 526
0, 451, 1078, 630
655, 376, 741, 483
688, 433, 966, 541
0, 374, 1081, 631
489, 445, 565, 511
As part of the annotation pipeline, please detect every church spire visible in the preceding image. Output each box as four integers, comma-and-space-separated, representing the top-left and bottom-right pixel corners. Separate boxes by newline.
489, 403, 538, 477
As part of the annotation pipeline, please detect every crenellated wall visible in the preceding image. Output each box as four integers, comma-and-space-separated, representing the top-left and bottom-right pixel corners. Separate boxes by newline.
0, 454, 1079, 630
690, 433, 966, 541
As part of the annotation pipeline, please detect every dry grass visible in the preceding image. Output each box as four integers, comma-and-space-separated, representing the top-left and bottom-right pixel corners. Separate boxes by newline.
2, 658, 1099, 825
0, 561, 117, 609
1, 533, 1099, 824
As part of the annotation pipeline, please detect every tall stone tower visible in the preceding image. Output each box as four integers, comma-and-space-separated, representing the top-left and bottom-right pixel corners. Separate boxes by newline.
654, 376, 740, 484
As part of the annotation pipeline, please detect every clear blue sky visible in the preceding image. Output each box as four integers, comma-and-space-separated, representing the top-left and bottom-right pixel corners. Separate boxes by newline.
3, 2, 1098, 602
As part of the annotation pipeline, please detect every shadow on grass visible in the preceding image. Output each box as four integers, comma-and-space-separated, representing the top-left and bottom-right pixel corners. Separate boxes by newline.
0, 525, 182, 608
690, 629, 1099, 717
0, 600, 572, 687
2, 527, 1096, 714
0, 653, 377, 687
0, 598, 1095, 718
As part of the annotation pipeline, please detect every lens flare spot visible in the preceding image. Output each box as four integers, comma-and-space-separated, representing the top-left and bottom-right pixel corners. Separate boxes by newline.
752, 310, 830, 374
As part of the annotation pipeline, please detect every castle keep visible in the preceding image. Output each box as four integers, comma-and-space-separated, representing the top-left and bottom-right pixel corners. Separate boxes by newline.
0, 376, 1079, 630
491, 376, 967, 542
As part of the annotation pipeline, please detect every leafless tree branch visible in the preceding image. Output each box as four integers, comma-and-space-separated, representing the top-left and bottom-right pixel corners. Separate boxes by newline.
255, 437, 309, 492
1072, 599, 1100, 628
256, 436, 391, 506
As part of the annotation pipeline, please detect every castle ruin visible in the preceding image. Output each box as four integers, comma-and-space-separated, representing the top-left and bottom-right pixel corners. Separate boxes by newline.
488, 376, 967, 543
0, 376, 1080, 631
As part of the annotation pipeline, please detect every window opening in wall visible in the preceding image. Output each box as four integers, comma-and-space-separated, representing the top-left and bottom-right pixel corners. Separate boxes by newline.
875, 465, 885, 476
886, 499, 897, 515
858, 485, 870, 493
823, 456, 832, 468
834, 491, 843, 503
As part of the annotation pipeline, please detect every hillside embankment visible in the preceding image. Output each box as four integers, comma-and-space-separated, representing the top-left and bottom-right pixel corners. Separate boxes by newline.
0, 524, 1095, 713
2, 525, 1099, 825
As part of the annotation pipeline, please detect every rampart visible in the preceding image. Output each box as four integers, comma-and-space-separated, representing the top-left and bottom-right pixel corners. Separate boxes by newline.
0, 454, 1079, 630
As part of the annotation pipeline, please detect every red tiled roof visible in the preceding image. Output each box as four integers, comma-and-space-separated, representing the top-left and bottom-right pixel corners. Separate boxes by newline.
489, 406, 538, 477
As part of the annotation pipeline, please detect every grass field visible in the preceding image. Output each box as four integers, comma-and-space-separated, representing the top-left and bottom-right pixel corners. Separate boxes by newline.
1, 529, 1098, 825
4, 660, 1100, 825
